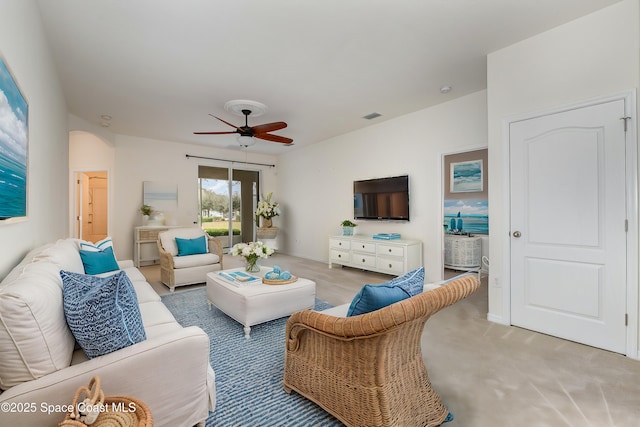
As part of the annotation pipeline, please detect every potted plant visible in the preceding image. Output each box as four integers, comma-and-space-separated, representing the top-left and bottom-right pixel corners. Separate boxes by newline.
340, 219, 357, 236
140, 204, 153, 225
140, 204, 153, 216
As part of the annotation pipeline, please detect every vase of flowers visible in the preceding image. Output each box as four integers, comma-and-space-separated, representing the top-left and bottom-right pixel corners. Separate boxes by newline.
255, 192, 279, 227
231, 241, 274, 272
256, 192, 280, 239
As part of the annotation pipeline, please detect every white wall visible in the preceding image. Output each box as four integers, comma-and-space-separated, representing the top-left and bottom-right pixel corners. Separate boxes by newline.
487, 0, 639, 350
276, 90, 488, 282
68, 130, 279, 261
0, 0, 68, 277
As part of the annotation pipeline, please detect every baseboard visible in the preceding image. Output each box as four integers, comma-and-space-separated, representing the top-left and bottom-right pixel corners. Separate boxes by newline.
486, 313, 509, 325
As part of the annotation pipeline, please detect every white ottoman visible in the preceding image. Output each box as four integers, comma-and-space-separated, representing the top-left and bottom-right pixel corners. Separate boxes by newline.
206, 267, 316, 338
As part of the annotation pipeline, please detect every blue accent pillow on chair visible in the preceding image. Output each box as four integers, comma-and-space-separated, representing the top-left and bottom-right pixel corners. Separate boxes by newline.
346, 267, 425, 317
175, 235, 207, 256
79, 246, 120, 275
60, 270, 146, 358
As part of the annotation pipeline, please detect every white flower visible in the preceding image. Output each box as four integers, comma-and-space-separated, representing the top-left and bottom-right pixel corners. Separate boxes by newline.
230, 241, 274, 261
255, 192, 279, 220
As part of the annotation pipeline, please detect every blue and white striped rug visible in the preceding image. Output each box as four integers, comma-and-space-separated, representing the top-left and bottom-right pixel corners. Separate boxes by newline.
161, 287, 342, 426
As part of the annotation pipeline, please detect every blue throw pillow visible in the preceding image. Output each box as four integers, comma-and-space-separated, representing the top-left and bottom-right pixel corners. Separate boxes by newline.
346, 267, 425, 317
175, 235, 207, 256
79, 246, 120, 275
60, 270, 146, 358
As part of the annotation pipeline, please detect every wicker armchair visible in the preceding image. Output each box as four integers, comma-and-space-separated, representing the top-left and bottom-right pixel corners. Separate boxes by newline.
157, 227, 223, 292
283, 274, 479, 427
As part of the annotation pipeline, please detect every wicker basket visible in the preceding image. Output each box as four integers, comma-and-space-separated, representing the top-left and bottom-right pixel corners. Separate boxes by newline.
257, 226, 278, 239
59, 376, 152, 427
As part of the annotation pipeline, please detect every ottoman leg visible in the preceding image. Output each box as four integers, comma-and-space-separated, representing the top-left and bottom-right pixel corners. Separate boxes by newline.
244, 325, 251, 339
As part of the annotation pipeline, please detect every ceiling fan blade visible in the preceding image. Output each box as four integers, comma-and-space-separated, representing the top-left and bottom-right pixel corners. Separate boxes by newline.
193, 131, 237, 135
251, 121, 288, 134
255, 133, 293, 144
209, 114, 241, 130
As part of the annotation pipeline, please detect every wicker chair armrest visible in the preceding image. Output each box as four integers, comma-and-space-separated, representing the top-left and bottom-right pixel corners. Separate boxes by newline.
157, 239, 174, 270
286, 274, 479, 351
206, 235, 224, 268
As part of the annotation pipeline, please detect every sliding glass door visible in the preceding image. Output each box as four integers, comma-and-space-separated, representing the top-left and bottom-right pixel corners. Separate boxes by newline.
198, 165, 259, 251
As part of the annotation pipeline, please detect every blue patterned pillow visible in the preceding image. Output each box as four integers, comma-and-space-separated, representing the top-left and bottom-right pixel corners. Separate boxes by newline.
347, 267, 425, 316
60, 270, 146, 358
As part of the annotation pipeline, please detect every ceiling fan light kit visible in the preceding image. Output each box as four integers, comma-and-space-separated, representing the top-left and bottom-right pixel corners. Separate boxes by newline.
194, 100, 293, 147
237, 135, 256, 147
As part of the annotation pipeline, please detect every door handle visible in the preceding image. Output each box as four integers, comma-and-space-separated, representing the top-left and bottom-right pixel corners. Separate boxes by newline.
512, 231, 522, 238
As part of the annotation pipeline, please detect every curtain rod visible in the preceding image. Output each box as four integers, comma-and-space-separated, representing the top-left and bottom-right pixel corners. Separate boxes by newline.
185, 154, 275, 168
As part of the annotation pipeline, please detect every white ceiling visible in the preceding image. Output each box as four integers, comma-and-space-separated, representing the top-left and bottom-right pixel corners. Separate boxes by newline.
36, 0, 622, 154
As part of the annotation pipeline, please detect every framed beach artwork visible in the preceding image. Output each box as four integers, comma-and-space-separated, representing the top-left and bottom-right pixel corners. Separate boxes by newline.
443, 149, 488, 235
450, 159, 483, 193
0, 57, 28, 222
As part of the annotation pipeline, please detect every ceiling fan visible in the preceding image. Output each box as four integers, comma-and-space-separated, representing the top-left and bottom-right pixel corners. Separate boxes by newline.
194, 109, 293, 147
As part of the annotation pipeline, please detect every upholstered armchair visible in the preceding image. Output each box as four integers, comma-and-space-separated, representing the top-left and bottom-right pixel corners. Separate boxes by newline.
283, 274, 479, 427
157, 227, 223, 292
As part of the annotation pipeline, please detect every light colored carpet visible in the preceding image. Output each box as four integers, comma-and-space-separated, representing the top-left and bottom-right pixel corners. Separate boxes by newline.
141, 254, 640, 427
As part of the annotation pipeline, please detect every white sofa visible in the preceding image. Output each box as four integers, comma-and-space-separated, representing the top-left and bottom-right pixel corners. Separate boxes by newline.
0, 238, 215, 427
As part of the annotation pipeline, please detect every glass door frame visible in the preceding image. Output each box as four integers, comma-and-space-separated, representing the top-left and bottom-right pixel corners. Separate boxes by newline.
198, 164, 260, 252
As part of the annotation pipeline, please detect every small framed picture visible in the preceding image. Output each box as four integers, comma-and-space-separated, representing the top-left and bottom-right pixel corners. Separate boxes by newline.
450, 160, 483, 193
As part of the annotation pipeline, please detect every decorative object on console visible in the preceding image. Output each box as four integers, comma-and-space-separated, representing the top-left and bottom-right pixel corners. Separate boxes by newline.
140, 204, 152, 217
256, 192, 280, 239
340, 219, 357, 236
447, 211, 466, 235
231, 241, 274, 272
372, 233, 401, 240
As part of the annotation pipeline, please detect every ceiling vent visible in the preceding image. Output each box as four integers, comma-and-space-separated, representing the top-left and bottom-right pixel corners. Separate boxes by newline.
362, 112, 382, 120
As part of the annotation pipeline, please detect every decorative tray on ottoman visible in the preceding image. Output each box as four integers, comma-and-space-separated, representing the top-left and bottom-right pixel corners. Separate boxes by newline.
262, 276, 298, 285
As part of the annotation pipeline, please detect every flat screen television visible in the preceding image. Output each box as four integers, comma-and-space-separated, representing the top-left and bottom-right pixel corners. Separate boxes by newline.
353, 175, 409, 221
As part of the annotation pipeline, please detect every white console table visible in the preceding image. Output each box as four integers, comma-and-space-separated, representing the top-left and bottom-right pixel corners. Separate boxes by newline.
134, 225, 180, 267
444, 234, 482, 271
329, 235, 422, 276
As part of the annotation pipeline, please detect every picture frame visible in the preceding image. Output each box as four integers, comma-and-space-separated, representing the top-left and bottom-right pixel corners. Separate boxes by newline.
0, 56, 28, 222
450, 159, 483, 193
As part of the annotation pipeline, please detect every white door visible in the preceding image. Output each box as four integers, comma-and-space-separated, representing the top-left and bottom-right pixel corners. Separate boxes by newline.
510, 99, 628, 354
